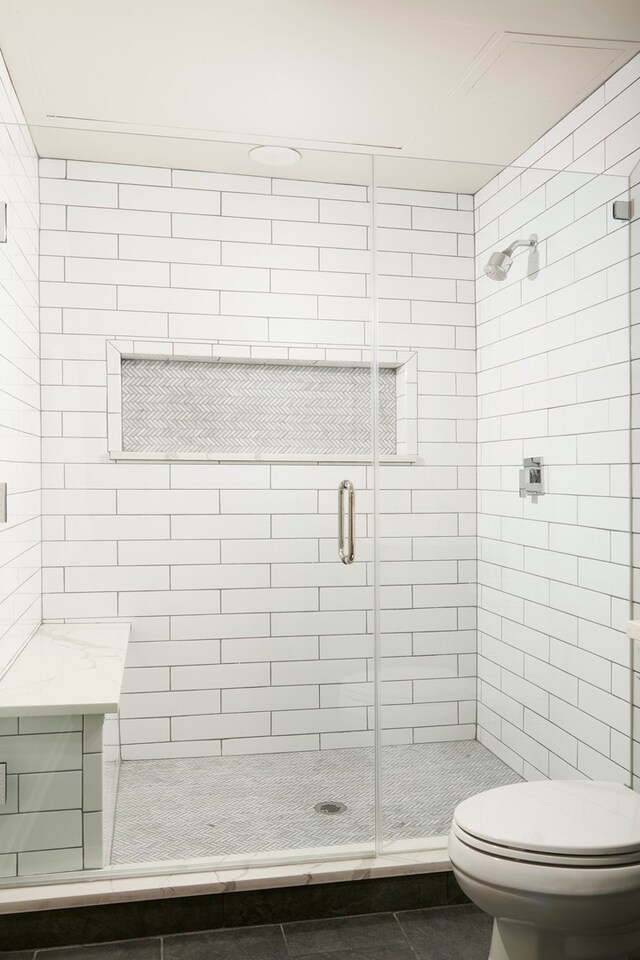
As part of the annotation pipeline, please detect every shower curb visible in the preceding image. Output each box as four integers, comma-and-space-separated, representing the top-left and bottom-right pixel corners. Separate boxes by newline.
0, 869, 466, 950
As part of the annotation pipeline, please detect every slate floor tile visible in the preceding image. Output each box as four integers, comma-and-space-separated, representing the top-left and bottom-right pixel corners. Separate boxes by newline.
397, 904, 492, 960
282, 913, 408, 956
289, 948, 416, 960
36, 941, 160, 960
163, 924, 288, 960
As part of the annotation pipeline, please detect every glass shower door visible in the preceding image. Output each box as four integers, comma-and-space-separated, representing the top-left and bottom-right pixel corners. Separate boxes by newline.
372, 153, 525, 855
103, 144, 380, 871
631, 156, 640, 793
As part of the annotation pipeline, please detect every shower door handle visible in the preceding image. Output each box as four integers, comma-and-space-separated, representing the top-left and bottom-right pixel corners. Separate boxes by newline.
338, 480, 355, 565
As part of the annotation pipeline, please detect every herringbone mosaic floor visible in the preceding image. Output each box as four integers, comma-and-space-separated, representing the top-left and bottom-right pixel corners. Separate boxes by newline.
105, 741, 521, 865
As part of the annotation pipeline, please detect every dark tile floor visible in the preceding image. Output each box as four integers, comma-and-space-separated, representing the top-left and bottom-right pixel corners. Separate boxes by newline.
1, 905, 493, 960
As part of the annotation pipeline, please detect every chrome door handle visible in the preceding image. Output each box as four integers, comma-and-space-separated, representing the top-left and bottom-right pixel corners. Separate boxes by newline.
338, 480, 355, 564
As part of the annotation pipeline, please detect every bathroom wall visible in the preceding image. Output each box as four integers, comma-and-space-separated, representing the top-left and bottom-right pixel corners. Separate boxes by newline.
0, 53, 40, 675
38, 165, 475, 759
476, 52, 640, 783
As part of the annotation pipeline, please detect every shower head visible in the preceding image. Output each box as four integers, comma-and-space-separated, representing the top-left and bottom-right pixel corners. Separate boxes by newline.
484, 237, 537, 282
485, 250, 512, 281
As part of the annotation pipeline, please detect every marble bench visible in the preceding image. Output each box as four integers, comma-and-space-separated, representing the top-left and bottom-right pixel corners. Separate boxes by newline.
0, 622, 130, 878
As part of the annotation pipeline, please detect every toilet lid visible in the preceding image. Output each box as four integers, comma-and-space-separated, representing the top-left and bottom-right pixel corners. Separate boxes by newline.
453, 780, 640, 857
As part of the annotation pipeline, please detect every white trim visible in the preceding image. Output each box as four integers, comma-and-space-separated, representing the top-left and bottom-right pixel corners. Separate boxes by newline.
109, 450, 419, 464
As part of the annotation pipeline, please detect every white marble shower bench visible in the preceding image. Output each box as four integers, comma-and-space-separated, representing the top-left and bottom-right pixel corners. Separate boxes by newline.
0, 622, 130, 716
0, 622, 130, 879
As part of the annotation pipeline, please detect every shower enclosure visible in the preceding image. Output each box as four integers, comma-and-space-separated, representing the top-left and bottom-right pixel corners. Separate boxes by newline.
96, 145, 520, 872
1, 138, 636, 885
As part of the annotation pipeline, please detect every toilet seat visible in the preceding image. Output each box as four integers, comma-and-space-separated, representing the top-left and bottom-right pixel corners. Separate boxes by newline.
451, 820, 640, 868
452, 780, 640, 863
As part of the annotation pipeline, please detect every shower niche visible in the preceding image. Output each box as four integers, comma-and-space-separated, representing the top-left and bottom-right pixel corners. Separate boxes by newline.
106, 340, 418, 463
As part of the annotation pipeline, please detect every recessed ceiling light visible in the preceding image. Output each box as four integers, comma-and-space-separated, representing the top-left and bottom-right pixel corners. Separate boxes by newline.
249, 145, 302, 167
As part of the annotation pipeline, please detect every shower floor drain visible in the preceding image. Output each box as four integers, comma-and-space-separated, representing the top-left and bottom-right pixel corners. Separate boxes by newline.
314, 801, 347, 815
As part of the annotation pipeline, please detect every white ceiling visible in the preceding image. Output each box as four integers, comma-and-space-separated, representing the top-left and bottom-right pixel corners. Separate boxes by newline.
0, 0, 639, 191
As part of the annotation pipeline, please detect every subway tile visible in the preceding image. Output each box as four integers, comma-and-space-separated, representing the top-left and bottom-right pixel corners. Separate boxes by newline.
222, 192, 318, 221
65, 257, 169, 286
66, 565, 169, 592
119, 689, 221, 720
223, 685, 316, 713
0, 733, 82, 774
172, 712, 269, 740
41, 229, 118, 258
126, 639, 220, 667
67, 160, 172, 184
65, 515, 170, 540
221, 290, 317, 318
273, 178, 366, 200
118, 489, 220, 514
43, 592, 118, 619
120, 183, 221, 214
378, 227, 457, 255
40, 177, 118, 207
120, 233, 221, 264
118, 285, 220, 314
272, 706, 367, 735
174, 168, 271, 192
412, 207, 474, 233
171, 263, 269, 292
41, 281, 116, 309
171, 662, 270, 691
173, 212, 271, 242
272, 220, 367, 249
271, 269, 365, 297
223, 241, 317, 269
67, 206, 171, 235
0, 810, 82, 854
171, 613, 269, 641
119, 590, 221, 618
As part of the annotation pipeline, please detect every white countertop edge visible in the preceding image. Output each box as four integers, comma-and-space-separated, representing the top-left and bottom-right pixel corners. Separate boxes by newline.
0, 622, 131, 717
0, 700, 122, 718
0, 846, 451, 914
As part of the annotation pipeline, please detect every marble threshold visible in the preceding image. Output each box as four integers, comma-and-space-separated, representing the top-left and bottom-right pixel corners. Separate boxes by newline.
0, 839, 450, 915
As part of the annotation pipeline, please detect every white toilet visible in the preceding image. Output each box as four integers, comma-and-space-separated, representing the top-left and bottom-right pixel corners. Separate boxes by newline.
448, 780, 640, 960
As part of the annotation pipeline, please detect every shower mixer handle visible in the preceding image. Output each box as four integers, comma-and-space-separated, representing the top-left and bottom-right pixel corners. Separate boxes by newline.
338, 480, 356, 565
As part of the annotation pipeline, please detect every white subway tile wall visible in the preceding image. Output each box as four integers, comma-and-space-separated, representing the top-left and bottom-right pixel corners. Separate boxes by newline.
39, 156, 476, 758
33, 50, 640, 792
476, 52, 640, 785
0, 53, 40, 675
377, 170, 478, 742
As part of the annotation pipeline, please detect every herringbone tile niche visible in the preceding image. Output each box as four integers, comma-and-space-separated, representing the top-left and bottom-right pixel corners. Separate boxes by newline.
121, 358, 397, 456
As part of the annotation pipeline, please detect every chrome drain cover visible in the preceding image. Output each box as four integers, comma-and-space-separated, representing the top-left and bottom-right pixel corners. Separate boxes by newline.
314, 801, 347, 815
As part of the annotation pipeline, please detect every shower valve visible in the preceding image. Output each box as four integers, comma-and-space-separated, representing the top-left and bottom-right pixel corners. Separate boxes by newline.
519, 457, 544, 500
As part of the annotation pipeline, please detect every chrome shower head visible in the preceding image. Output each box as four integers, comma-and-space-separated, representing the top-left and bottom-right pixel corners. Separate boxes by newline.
484, 250, 512, 281
484, 237, 538, 282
